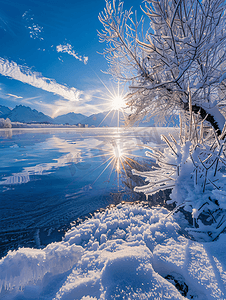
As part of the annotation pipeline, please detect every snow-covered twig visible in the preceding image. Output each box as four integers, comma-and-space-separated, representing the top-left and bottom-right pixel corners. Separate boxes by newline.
133, 117, 226, 240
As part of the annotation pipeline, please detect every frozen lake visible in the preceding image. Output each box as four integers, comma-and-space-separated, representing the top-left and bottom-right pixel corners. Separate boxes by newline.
0, 127, 178, 258
2, 127, 226, 300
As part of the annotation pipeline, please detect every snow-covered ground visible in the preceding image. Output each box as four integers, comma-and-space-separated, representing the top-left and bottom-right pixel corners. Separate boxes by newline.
1, 203, 226, 300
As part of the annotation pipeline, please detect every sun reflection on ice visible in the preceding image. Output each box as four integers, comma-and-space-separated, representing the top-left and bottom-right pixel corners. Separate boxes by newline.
90, 132, 146, 192
113, 141, 123, 172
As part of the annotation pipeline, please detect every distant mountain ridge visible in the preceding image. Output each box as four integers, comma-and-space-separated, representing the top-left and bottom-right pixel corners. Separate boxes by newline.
0, 105, 86, 125
0, 105, 11, 118
0, 104, 126, 127
53, 112, 86, 125
81, 110, 125, 127
6, 105, 52, 123
0, 104, 179, 127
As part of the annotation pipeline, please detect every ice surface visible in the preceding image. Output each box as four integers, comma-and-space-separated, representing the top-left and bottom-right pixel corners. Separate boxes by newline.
0, 127, 179, 258
1, 203, 226, 299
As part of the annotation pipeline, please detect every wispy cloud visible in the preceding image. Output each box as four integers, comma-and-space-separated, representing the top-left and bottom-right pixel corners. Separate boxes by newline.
0, 58, 83, 102
32, 97, 102, 118
27, 87, 109, 118
56, 43, 88, 64
7, 93, 23, 99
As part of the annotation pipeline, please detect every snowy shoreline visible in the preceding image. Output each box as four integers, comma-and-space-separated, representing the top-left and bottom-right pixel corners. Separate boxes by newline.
1, 202, 226, 299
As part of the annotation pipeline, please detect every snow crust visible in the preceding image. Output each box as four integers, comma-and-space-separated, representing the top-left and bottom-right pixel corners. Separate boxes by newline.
1, 204, 226, 299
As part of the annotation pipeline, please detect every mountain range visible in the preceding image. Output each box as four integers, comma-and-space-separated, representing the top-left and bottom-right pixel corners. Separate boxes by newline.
0, 105, 126, 127
0, 104, 179, 127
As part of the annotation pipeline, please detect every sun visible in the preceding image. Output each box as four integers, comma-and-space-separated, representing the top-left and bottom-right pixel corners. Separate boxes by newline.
88, 78, 128, 127
111, 95, 125, 111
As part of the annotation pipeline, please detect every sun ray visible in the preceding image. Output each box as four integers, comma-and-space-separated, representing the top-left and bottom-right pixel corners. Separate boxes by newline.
88, 64, 116, 99
91, 95, 113, 101
87, 66, 128, 128
123, 159, 133, 169
119, 157, 130, 190
75, 154, 115, 185
110, 109, 116, 124
92, 156, 116, 184
89, 153, 112, 159
98, 110, 114, 127
122, 153, 149, 159
123, 155, 143, 164
108, 159, 117, 181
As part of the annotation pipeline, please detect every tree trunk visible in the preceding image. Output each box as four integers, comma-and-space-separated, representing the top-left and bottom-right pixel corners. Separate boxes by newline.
183, 103, 225, 137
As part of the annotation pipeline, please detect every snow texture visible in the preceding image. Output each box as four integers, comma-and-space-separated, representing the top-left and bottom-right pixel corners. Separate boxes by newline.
1, 204, 226, 299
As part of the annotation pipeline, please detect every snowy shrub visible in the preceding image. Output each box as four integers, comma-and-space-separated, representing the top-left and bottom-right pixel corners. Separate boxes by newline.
0, 118, 12, 128
133, 115, 226, 241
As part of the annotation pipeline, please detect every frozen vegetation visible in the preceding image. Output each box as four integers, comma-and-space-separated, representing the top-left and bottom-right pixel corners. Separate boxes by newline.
1, 203, 226, 300
133, 117, 226, 241
0, 118, 12, 128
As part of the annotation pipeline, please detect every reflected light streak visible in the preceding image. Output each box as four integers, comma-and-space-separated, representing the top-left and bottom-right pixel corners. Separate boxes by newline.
90, 138, 147, 190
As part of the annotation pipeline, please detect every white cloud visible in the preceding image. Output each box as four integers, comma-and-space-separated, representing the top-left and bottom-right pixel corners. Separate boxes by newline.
83, 56, 88, 64
22, 10, 44, 40
32, 98, 102, 118
56, 43, 88, 65
7, 93, 23, 99
28, 88, 109, 118
0, 58, 83, 102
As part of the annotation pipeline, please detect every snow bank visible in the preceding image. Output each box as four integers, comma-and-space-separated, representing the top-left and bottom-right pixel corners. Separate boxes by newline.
1, 204, 226, 299
0, 243, 83, 295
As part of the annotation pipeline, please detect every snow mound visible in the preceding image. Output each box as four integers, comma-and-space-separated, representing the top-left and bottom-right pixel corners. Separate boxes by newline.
1, 204, 226, 299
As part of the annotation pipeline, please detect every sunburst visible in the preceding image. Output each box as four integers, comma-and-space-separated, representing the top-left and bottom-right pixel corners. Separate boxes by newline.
89, 136, 147, 190
90, 77, 128, 127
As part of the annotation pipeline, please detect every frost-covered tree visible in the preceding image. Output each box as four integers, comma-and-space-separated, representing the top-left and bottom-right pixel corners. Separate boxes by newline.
99, 0, 226, 239
0, 118, 12, 128
99, 0, 226, 134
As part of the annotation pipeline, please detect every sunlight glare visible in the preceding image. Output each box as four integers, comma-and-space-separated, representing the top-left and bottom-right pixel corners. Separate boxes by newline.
113, 142, 122, 171
113, 142, 122, 158
91, 135, 147, 191
111, 95, 125, 111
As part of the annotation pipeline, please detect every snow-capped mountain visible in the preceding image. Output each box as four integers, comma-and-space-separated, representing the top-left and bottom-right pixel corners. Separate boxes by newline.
1, 105, 126, 127
81, 110, 125, 127
53, 112, 86, 125
6, 105, 53, 123
0, 105, 11, 118
0, 104, 178, 127
2, 105, 88, 125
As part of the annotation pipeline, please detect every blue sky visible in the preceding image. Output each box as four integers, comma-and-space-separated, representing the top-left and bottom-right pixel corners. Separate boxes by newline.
0, 0, 141, 117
